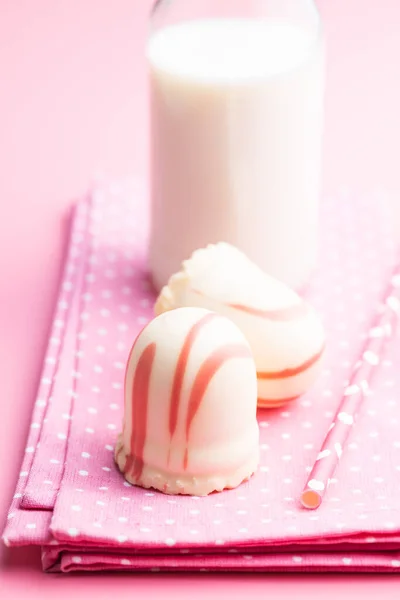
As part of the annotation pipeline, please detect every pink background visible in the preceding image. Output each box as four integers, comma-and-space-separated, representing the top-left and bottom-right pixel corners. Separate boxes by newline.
1, 0, 400, 597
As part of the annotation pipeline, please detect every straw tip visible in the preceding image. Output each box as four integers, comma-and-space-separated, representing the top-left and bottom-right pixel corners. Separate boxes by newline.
300, 489, 322, 510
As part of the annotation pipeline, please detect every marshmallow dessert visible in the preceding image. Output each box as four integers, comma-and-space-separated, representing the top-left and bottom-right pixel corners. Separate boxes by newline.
155, 243, 325, 408
115, 307, 259, 495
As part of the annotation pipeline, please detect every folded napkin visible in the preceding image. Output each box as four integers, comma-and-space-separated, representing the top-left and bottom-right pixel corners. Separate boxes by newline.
3, 180, 400, 573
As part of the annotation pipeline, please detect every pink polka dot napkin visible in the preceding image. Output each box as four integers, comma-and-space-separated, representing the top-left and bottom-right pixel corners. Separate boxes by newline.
3, 180, 400, 573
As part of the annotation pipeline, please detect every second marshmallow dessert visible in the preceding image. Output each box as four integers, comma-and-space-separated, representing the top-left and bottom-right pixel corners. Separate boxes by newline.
155, 243, 325, 408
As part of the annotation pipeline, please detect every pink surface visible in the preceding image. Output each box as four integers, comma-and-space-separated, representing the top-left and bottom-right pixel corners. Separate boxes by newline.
3, 180, 400, 574
1, 0, 400, 597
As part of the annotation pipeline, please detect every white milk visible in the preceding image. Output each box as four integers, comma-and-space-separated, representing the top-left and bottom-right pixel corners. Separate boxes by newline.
147, 19, 324, 291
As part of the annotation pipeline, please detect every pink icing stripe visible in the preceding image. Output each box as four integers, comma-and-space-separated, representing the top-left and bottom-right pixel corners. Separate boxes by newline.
257, 345, 325, 381
125, 343, 157, 481
192, 288, 309, 322
168, 313, 219, 442
184, 344, 253, 470
228, 302, 310, 322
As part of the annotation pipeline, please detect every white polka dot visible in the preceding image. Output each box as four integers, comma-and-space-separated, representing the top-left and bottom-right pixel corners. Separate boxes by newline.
68, 528, 79, 537
96, 500, 106, 506
109, 403, 119, 410
118, 517, 128, 523
100, 308, 110, 318
105, 445, 113, 451
25, 446, 35, 453
107, 424, 117, 430
391, 560, 400, 568
259, 421, 269, 428
43, 480, 52, 485
140, 527, 151, 533
282, 455, 292, 461
26, 523, 36, 529
237, 510, 247, 515
85, 427, 95, 434
281, 412, 291, 418
79, 470, 88, 477
94, 365, 103, 374
31, 422, 40, 429
165, 538, 175, 547
102, 466, 111, 472
57, 433, 67, 440
342, 557, 352, 565
302, 421, 312, 428
101, 290, 112, 299
121, 559, 131, 566
142, 506, 152, 511
281, 433, 291, 439
50, 459, 60, 464
238, 528, 248, 533
117, 535, 128, 543
292, 556, 303, 563
189, 509, 200, 515
300, 399, 312, 407
99, 486, 108, 490
165, 519, 175, 525
114, 362, 125, 370
71, 505, 82, 512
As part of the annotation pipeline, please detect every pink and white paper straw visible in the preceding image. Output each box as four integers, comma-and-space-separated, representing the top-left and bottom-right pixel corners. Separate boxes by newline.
300, 265, 400, 509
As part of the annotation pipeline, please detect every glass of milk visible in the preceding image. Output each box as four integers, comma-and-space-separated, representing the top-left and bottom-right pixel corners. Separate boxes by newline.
147, 0, 325, 292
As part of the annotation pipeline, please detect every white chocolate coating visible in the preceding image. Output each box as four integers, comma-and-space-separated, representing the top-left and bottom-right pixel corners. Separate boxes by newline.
115, 307, 259, 495
155, 243, 325, 408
